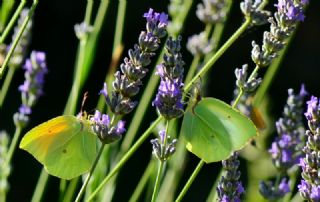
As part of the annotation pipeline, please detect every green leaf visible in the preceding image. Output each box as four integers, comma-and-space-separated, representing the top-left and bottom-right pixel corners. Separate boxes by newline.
181, 97, 258, 163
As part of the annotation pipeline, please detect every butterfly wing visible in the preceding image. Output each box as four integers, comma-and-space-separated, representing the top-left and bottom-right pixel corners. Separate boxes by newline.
181, 98, 257, 163
20, 115, 98, 180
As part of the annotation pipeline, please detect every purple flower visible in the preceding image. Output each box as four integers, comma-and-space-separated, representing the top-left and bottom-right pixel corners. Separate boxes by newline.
298, 95, 320, 201
276, 0, 305, 22
104, 9, 168, 115
14, 51, 47, 128
150, 130, 177, 162
217, 152, 244, 202
153, 36, 185, 120
143, 8, 168, 27
260, 86, 306, 200
268, 86, 306, 171
279, 178, 290, 193
90, 110, 125, 144
260, 178, 291, 200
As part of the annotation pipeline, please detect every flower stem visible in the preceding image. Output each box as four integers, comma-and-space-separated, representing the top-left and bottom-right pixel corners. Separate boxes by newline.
87, 116, 163, 201
7, 126, 22, 163
0, 0, 38, 77
0, 67, 16, 108
233, 65, 260, 108
97, 0, 126, 112
31, 169, 49, 202
151, 120, 169, 202
75, 144, 106, 202
151, 161, 165, 202
253, 31, 295, 107
175, 160, 205, 202
183, 18, 251, 93
129, 159, 156, 202
0, 0, 26, 44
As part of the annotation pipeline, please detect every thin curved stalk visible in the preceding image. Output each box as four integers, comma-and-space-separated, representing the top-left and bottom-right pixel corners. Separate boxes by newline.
0, 0, 38, 77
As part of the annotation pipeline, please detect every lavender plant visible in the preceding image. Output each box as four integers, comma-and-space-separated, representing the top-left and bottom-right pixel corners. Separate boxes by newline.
298, 96, 320, 201
260, 86, 307, 201
217, 152, 245, 202
151, 36, 184, 201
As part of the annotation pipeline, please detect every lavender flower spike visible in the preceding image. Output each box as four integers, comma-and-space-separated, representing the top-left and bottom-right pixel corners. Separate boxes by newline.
153, 36, 185, 120
217, 152, 244, 202
14, 51, 48, 128
90, 110, 126, 144
260, 85, 307, 201
251, 0, 309, 67
269, 85, 307, 171
105, 8, 168, 115
298, 96, 320, 201
150, 130, 177, 162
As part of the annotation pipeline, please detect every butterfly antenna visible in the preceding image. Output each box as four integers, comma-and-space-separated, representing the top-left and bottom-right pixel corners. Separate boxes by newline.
80, 92, 89, 115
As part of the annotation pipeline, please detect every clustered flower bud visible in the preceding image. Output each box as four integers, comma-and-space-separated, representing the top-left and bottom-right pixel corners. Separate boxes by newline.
217, 152, 245, 202
90, 110, 126, 144
251, 0, 308, 67
298, 96, 320, 201
260, 85, 307, 201
101, 8, 168, 115
235, 64, 262, 92
196, 0, 229, 24
186, 31, 213, 56
153, 36, 185, 120
150, 130, 177, 162
259, 178, 290, 200
14, 51, 47, 128
240, 0, 270, 25
9, 8, 33, 68
269, 85, 307, 170
0, 131, 10, 197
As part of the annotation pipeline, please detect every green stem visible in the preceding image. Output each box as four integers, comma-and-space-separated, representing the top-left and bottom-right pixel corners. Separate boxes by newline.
151, 161, 165, 202
75, 144, 106, 202
253, 33, 295, 107
175, 160, 205, 202
31, 169, 49, 202
0, 67, 16, 108
151, 121, 169, 202
64, 40, 87, 114
62, 178, 80, 202
0, 0, 26, 44
84, 0, 93, 24
184, 55, 201, 87
7, 126, 22, 163
129, 160, 156, 202
97, 0, 126, 112
258, 0, 269, 9
64, 0, 99, 115
0, 0, 15, 32
112, 0, 126, 54
0, 0, 38, 78
183, 18, 251, 93
232, 65, 260, 108
87, 116, 163, 201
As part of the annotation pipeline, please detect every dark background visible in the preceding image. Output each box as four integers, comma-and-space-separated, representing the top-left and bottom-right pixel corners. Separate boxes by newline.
2, 0, 320, 201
